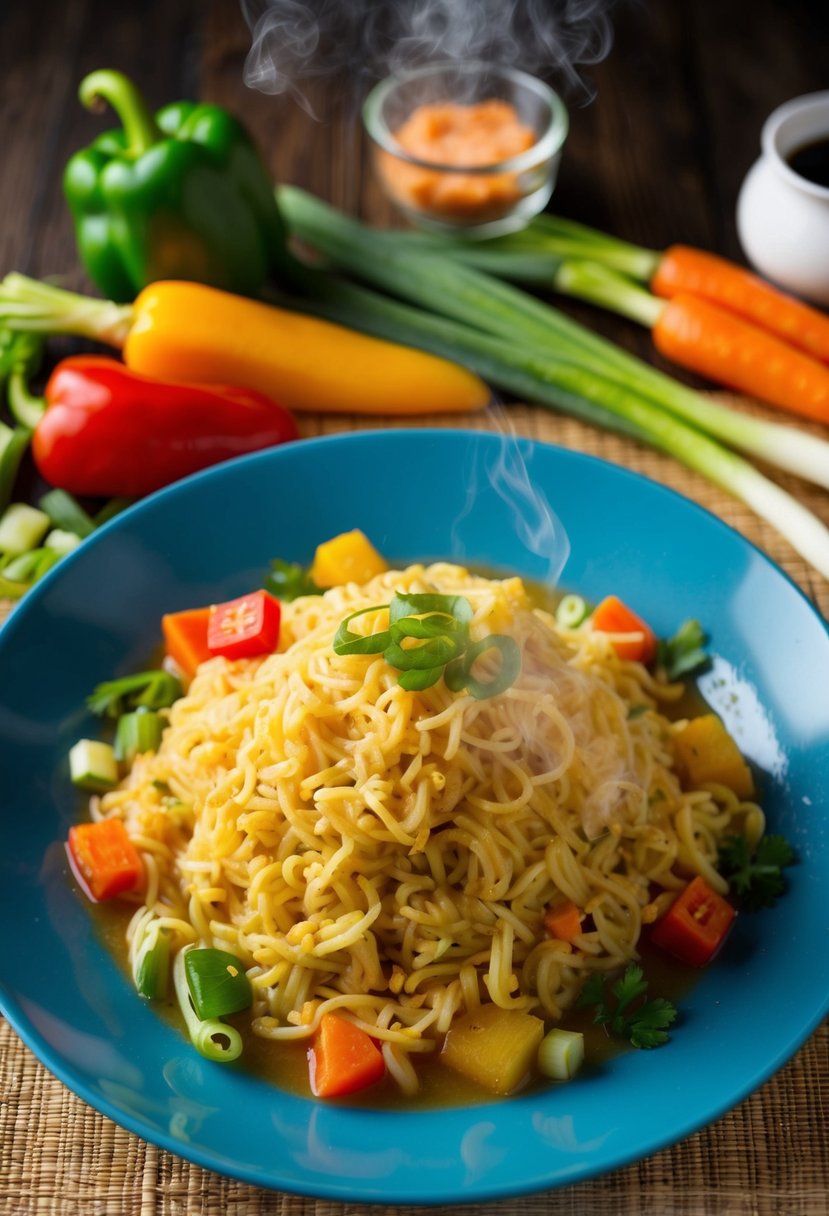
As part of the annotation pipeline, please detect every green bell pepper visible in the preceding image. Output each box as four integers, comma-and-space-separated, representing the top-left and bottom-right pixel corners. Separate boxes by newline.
63, 70, 286, 302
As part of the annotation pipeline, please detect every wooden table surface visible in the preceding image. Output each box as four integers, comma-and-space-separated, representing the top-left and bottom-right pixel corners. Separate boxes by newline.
1, 0, 827, 1213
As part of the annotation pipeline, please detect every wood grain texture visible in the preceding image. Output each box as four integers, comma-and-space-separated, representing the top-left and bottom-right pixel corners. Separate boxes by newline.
0, 0, 827, 1210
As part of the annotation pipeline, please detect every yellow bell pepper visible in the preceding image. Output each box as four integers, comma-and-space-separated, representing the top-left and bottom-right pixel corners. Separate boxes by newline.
673, 713, 755, 799
311, 530, 388, 588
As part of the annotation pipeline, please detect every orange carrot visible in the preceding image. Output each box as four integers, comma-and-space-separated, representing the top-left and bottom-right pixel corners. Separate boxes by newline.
543, 901, 583, 943
67, 819, 143, 901
653, 293, 829, 425
652, 244, 829, 366
591, 595, 658, 664
308, 1013, 385, 1098
162, 607, 212, 677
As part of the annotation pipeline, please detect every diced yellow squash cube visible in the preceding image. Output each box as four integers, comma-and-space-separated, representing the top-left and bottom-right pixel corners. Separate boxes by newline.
673, 713, 755, 799
441, 1004, 545, 1094
310, 529, 388, 588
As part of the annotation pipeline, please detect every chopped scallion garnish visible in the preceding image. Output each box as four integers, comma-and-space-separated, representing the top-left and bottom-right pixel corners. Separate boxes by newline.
555, 594, 590, 630
332, 591, 520, 698
87, 670, 182, 718
114, 708, 163, 765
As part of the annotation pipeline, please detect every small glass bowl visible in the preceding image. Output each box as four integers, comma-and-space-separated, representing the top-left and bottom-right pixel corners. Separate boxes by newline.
363, 61, 569, 237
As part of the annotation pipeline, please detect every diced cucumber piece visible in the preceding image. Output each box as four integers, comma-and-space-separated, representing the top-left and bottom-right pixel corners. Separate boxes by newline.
0, 503, 51, 554
69, 739, 119, 791
44, 528, 83, 557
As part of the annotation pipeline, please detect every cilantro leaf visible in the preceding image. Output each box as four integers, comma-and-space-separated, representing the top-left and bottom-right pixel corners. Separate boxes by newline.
576, 963, 677, 1049
718, 833, 796, 912
264, 558, 323, 602
658, 619, 708, 681
87, 670, 182, 719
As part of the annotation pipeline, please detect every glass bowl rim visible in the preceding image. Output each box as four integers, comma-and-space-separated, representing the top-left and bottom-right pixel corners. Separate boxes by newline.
362, 60, 569, 175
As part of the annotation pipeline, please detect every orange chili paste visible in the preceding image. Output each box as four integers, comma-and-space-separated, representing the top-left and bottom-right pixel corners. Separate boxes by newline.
379, 99, 536, 223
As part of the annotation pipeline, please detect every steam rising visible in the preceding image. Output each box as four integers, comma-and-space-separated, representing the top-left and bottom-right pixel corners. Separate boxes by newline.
451, 405, 571, 587
242, 0, 614, 106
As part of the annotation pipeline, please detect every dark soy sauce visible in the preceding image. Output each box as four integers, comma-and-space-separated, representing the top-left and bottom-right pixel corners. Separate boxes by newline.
786, 135, 829, 189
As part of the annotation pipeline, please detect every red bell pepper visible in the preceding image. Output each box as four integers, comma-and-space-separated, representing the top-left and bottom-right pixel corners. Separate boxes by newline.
32, 356, 298, 498
650, 875, 736, 966
207, 590, 281, 660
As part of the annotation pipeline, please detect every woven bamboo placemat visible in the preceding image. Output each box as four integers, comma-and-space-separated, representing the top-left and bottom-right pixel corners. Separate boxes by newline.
1, 406, 827, 1215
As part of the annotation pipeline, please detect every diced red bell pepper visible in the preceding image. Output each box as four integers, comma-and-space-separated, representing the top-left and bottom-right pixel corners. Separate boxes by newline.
650, 875, 736, 966
207, 590, 281, 660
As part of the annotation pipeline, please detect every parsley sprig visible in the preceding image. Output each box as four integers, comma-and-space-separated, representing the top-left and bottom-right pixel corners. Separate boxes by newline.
263, 558, 323, 602
718, 834, 796, 911
576, 964, 677, 1049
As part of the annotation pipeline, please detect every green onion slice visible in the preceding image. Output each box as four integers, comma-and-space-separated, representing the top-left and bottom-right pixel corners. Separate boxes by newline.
389, 591, 473, 627
397, 666, 444, 691
87, 669, 182, 718
389, 612, 460, 641
384, 633, 463, 671
114, 707, 163, 765
184, 947, 253, 1020
444, 635, 521, 699
134, 925, 171, 1000
537, 1028, 585, 1081
332, 605, 391, 655
173, 948, 243, 1064
555, 594, 590, 630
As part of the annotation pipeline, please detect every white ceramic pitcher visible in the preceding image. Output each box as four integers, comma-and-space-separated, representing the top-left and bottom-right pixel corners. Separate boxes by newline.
737, 91, 829, 305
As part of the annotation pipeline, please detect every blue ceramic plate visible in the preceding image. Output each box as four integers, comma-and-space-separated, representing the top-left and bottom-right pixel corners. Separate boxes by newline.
1, 430, 827, 1205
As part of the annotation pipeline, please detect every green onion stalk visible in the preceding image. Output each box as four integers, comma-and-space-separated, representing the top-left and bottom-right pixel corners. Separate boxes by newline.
275, 268, 829, 581
277, 187, 829, 493
2, 225, 829, 577
173, 946, 243, 1063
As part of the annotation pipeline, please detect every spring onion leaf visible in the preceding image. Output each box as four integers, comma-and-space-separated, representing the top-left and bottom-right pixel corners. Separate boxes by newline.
577, 963, 677, 1049
389, 591, 473, 628
1, 547, 58, 583
333, 605, 391, 655
397, 666, 444, 691
39, 488, 96, 539
658, 619, 708, 681
718, 833, 796, 911
385, 633, 463, 670
333, 592, 520, 698
264, 558, 323, 602
87, 670, 182, 718
444, 635, 521, 700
